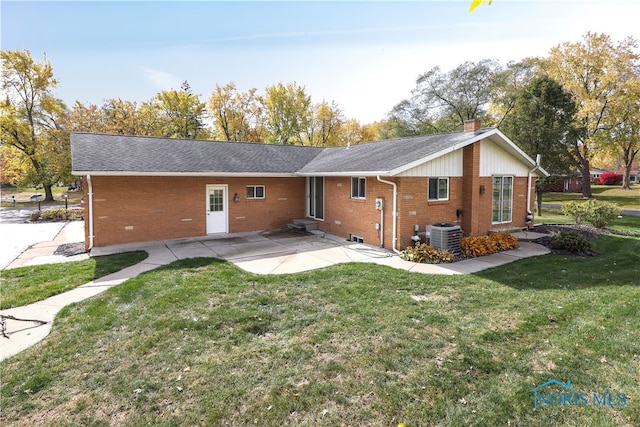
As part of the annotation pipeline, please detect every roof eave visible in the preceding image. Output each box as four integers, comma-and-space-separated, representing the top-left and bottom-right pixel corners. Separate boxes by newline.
296, 171, 391, 177
72, 171, 299, 178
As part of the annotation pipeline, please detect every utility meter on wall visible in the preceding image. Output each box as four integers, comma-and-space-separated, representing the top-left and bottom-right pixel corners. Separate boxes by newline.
375, 198, 384, 210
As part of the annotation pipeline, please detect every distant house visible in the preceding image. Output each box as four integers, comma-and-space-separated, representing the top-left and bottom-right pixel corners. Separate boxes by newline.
543, 173, 582, 193
615, 163, 640, 184
589, 167, 611, 184
71, 119, 548, 251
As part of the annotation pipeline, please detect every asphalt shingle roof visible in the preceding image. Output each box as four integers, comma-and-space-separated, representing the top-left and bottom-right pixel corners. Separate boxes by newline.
297, 132, 474, 174
71, 133, 325, 174
71, 131, 490, 176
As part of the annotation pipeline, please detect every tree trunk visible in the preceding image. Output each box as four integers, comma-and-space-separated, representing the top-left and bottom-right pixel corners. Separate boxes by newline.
622, 167, 632, 190
44, 184, 54, 202
537, 188, 543, 217
579, 163, 592, 198
621, 146, 638, 190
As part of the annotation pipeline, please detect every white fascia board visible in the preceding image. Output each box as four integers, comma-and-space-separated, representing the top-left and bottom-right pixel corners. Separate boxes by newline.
71, 171, 297, 178
296, 171, 391, 177
388, 133, 485, 176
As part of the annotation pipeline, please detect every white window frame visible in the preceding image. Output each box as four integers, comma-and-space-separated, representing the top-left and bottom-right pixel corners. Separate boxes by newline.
492, 176, 513, 224
246, 185, 265, 199
351, 177, 366, 199
428, 177, 449, 201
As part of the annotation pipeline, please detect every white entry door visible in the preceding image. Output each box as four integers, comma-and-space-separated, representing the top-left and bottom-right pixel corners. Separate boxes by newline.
206, 185, 228, 233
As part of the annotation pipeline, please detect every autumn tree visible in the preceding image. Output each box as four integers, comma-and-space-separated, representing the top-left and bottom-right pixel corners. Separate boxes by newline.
156, 81, 207, 139
389, 60, 503, 135
545, 32, 639, 197
209, 82, 265, 142
500, 76, 577, 214
489, 58, 541, 127
65, 101, 106, 133
263, 82, 311, 145
604, 58, 640, 189
299, 100, 344, 146
0, 50, 69, 201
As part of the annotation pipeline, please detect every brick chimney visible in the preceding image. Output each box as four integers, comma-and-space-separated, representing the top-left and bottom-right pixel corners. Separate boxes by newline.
464, 119, 482, 133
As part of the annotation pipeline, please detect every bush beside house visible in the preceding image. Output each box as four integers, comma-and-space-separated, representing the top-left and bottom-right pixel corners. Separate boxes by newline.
599, 172, 623, 185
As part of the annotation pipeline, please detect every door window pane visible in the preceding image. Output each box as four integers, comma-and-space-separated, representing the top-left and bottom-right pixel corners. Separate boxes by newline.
210, 189, 223, 212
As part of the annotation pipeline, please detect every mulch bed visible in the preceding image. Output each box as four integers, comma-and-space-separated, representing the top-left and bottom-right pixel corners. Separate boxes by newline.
53, 243, 86, 257
530, 223, 640, 257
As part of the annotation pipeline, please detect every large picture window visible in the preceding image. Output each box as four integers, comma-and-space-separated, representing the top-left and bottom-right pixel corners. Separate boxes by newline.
492, 176, 513, 223
351, 177, 366, 199
428, 177, 449, 201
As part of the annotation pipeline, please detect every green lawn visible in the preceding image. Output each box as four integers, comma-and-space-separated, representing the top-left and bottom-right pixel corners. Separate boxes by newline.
0, 186, 83, 207
0, 251, 148, 309
1, 235, 638, 426
534, 208, 640, 233
543, 184, 640, 209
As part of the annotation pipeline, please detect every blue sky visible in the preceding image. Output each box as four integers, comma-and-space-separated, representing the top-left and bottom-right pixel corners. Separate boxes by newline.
2, 1, 639, 123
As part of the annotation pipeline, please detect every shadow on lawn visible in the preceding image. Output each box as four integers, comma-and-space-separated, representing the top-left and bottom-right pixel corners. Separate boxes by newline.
92, 250, 149, 280
473, 233, 640, 291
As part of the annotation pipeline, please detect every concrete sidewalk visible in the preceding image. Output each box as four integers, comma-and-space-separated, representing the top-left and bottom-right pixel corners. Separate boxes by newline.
1, 224, 550, 360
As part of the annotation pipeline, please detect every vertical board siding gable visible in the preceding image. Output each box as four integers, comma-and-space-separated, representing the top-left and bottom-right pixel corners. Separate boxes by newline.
397, 150, 463, 177
480, 140, 530, 177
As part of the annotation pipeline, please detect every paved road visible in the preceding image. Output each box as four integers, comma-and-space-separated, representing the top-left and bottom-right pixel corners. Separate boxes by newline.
0, 206, 80, 269
541, 203, 640, 217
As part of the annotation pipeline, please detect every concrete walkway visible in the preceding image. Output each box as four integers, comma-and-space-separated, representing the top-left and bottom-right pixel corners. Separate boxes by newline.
1, 224, 550, 360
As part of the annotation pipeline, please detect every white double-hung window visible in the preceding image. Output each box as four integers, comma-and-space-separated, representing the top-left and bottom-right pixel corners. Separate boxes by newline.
428, 177, 449, 201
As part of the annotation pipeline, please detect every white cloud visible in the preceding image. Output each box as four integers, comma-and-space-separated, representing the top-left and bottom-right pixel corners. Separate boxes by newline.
140, 67, 182, 90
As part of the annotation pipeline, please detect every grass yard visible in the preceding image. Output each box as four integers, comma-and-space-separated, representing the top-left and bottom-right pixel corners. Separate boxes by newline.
0, 186, 83, 208
534, 208, 640, 234
543, 185, 640, 209
0, 251, 148, 309
1, 234, 638, 426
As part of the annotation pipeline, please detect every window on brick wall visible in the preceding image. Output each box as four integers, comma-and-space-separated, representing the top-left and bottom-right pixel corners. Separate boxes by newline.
428, 177, 449, 201
351, 177, 366, 199
492, 176, 513, 223
246, 185, 265, 199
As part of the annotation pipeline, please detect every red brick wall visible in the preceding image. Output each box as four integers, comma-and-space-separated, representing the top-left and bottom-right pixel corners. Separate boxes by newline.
81, 143, 538, 250
462, 143, 482, 236
314, 173, 535, 251
84, 175, 305, 248
317, 177, 395, 248
395, 177, 465, 249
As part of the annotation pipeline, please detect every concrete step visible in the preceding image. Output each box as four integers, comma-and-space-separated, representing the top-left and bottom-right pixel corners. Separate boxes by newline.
287, 222, 307, 232
291, 218, 318, 230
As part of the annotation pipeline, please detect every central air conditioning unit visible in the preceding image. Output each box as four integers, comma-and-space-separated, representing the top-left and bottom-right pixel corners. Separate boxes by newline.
429, 223, 462, 255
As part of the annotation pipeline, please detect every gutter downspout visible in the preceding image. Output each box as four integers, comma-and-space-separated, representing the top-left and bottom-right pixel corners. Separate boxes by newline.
377, 176, 400, 253
87, 174, 94, 250
526, 154, 541, 225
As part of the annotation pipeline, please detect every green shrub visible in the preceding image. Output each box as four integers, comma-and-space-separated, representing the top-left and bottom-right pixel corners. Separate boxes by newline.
552, 230, 592, 254
562, 201, 590, 224
585, 199, 621, 228
562, 199, 620, 228
30, 208, 84, 222
399, 242, 454, 264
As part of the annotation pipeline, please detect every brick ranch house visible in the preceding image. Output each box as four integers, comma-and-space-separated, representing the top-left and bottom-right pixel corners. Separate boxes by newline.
71, 119, 548, 252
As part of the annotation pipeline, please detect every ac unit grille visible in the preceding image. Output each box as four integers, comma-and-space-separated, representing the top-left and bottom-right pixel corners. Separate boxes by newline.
429, 224, 462, 254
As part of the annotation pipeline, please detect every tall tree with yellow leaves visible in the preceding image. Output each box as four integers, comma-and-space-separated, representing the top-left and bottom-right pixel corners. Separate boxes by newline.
1, 49, 69, 201
545, 32, 639, 197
